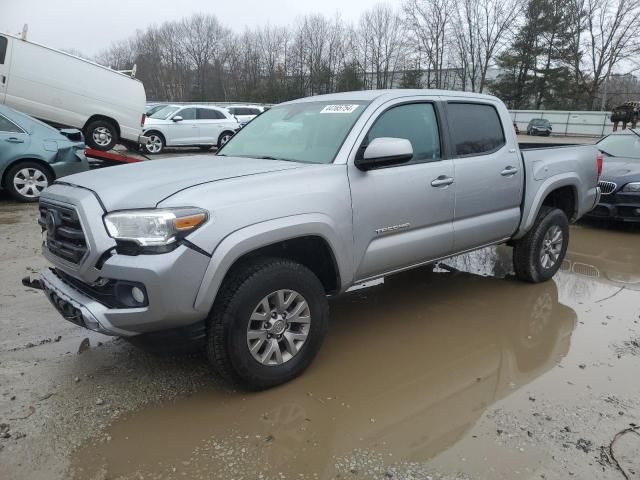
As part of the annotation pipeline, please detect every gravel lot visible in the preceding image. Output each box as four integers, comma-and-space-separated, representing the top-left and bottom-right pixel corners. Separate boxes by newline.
2, 144, 640, 479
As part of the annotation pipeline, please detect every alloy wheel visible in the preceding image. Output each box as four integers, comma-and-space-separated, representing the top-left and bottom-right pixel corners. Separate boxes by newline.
246, 289, 311, 366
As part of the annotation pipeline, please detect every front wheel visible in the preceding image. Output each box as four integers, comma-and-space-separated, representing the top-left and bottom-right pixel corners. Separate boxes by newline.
513, 207, 569, 283
144, 132, 165, 154
86, 120, 118, 151
206, 257, 329, 390
3, 161, 53, 202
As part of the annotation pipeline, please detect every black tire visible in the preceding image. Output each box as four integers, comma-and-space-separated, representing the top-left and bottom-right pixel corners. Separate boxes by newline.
206, 257, 329, 390
144, 131, 165, 154
217, 131, 234, 148
513, 207, 569, 283
3, 161, 53, 202
85, 119, 118, 151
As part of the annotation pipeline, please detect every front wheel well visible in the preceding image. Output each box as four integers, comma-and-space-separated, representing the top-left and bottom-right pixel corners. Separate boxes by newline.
224, 236, 340, 295
541, 186, 577, 221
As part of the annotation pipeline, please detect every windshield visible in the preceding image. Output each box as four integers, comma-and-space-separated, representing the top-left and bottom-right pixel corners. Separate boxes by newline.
149, 106, 180, 120
531, 119, 549, 126
218, 101, 369, 164
597, 133, 640, 159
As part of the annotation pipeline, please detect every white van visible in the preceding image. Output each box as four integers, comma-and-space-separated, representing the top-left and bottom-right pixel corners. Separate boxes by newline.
0, 32, 147, 151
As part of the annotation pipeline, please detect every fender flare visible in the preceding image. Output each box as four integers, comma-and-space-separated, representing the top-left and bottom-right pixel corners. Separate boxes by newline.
193, 213, 352, 313
514, 173, 580, 239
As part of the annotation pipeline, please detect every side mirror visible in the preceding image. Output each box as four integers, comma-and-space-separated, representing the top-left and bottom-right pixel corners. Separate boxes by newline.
355, 137, 414, 171
172, 116, 183, 122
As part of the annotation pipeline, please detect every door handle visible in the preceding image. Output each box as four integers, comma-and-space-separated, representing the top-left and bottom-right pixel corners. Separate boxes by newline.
431, 175, 454, 187
1, 75, 6, 84
5, 137, 24, 143
501, 166, 518, 176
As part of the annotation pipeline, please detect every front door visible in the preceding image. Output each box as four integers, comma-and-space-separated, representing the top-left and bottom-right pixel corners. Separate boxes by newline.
169, 107, 199, 145
348, 101, 455, 281
445, 102, 523, 252
0, 35, 12, 104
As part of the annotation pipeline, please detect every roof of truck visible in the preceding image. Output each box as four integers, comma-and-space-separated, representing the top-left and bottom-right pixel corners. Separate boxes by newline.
281, 89, 500, 105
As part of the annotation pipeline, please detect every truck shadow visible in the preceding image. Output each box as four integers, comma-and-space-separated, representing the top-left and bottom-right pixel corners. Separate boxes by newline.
68, 256, 577, 479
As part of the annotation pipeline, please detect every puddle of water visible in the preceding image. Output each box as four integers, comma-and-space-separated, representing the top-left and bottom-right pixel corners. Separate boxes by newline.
69, 224, 640, 479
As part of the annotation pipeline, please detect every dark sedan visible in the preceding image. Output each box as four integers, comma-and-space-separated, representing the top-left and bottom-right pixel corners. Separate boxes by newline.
527, 118, 552, 136
588, 129, 640, 222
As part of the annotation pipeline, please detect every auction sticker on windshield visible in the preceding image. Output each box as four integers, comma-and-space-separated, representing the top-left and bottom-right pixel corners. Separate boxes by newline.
320, 104, 360, 114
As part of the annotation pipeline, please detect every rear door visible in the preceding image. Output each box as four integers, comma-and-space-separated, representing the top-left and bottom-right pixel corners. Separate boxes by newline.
169, 107, 198, 145
0, 35, 11, 103
197, 107, 226, 144
446, 101, 523, 251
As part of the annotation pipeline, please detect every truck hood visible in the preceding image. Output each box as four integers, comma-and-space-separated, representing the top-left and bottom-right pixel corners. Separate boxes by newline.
57, 156, 305, 211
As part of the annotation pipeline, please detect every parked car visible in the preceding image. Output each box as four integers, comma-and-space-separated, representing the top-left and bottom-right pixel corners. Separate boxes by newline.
527, 118, 552, 136
0, 32, 147, 151
224, 105, 265, 125
142, 104, 239, 154
587, 129, 640, 222
0, 105, 88, 202
145, 103, 167, 116
35, 90, 600, 389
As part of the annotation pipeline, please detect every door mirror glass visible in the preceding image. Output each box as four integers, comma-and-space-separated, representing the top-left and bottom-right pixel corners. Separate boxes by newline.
172, 116, 183, 122
356, 137, 414, 171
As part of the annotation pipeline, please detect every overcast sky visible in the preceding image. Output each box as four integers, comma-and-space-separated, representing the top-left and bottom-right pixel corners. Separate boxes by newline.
2, 0, 395, 56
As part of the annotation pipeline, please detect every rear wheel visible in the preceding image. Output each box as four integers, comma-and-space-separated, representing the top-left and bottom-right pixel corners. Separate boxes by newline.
217, 131, 234, 148
513, 207, 569, 283
206, 257, 329, 390
85, 119, 118, 151
3, 161, 53, 202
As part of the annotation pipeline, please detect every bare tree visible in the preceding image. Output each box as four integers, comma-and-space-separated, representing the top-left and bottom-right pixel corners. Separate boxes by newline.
584, 0, 640, 109
403, 0, 453, 88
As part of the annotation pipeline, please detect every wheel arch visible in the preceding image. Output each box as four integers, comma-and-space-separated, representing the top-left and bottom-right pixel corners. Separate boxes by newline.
1, 157, 56, 187
194, 215, 351, 314
514, 175, 581, 240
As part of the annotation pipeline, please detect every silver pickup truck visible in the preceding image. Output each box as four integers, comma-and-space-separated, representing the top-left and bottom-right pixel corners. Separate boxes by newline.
34, 90, 601, 389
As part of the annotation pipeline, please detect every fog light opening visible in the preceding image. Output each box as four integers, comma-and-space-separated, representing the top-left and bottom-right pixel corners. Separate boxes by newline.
131, 286, 146, 305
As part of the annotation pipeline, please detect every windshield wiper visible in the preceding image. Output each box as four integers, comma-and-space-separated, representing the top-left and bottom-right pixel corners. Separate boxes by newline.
598, 148, 616, 157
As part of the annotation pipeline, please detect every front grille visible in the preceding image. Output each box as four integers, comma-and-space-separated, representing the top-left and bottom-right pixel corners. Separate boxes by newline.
598, 181, 617, 195
39, 202, 88, 264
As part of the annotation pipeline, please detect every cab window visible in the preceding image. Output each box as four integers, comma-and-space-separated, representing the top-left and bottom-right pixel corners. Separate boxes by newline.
0, 36, 7, 64
363, 103, 441, 164
0, 115, 23, 133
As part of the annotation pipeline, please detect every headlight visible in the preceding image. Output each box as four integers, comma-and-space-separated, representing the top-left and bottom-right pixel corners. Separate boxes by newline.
622, 182, 640, 193
104, 208, 208, 247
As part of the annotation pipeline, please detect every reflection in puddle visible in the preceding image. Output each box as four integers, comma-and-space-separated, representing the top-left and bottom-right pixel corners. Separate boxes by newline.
71, 254, 576, 478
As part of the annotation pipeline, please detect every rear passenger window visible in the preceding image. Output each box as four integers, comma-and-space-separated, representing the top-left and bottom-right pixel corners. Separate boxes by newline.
0, 115, 23, 133
448, 103, 505, 156
365, 103, 441, 164
198, 108, 225, 120
0, 36, 7, 64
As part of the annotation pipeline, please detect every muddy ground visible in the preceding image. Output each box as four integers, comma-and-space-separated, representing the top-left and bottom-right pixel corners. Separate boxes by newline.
1, 189, 640, 480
